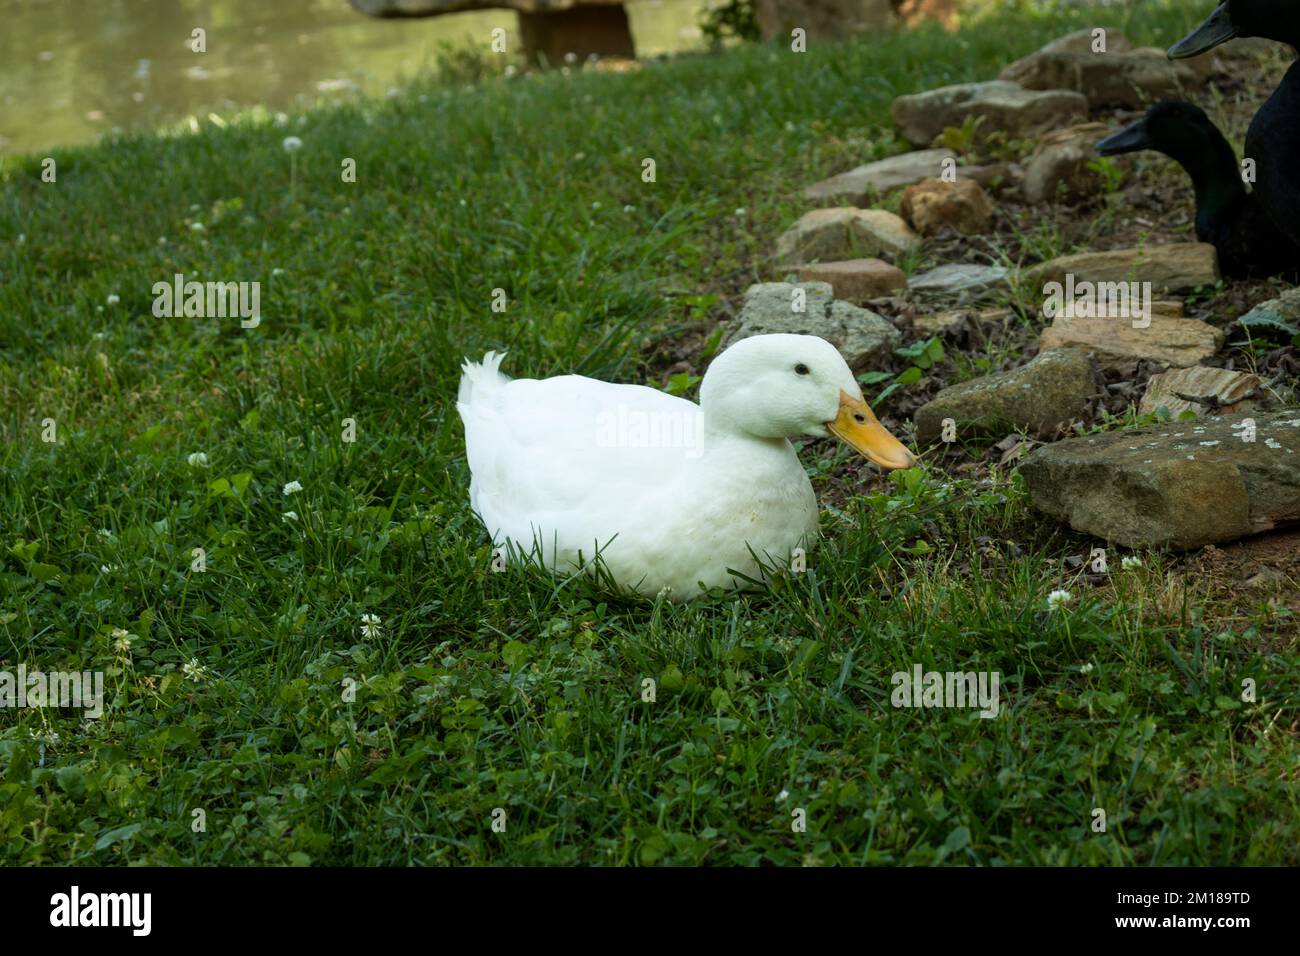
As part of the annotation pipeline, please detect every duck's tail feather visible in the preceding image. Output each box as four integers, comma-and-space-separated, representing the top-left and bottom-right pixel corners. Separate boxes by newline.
457, 350, 511, 407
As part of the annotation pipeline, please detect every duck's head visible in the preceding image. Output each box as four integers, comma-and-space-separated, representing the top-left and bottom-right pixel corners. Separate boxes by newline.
1095, 100, 1218, 159
699, 333, 917, 469
1168, 0, 1300, 58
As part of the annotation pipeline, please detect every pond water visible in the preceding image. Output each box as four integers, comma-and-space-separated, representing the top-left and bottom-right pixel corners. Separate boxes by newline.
0, 0, 706, 157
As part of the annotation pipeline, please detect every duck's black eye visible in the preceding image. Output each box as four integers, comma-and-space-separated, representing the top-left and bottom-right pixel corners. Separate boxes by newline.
794, 363, 810, 375
854, 413, 866, 423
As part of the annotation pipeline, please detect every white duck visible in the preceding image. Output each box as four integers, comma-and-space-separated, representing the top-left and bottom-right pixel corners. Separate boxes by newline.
457, 333, 916, 600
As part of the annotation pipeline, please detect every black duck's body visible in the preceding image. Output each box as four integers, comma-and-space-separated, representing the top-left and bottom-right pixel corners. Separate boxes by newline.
1245, 60, 1300, 252
1168, 0, 1300, 273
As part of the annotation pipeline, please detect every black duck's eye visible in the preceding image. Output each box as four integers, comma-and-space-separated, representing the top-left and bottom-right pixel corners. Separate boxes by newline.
854, 413, 866, 423
795, 363, 810, 375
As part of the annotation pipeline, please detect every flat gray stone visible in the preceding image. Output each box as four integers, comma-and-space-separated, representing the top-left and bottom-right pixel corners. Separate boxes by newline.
721, 282, 901, 372
891, 80, 1087, 147
1022, 410, 1300, 548
908, 263, 1009, 296
803, 148, 957, 205
1025, 243, 1220, 293
1001, 45, 1203, 109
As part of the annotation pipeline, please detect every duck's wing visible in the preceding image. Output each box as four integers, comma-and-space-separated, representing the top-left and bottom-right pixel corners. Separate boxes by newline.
457, 360, 703, 548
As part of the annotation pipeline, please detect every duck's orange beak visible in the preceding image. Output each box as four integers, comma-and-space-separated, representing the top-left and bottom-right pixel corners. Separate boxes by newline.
826, 389, 917, 470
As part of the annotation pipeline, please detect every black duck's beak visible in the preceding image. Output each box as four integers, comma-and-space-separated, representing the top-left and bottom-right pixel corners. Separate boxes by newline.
1168, 3, 1237, 59
1096, 118, 1152, 156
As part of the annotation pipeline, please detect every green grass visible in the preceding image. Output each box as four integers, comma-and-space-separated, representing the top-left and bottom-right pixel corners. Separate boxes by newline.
2, 1, 1298, 865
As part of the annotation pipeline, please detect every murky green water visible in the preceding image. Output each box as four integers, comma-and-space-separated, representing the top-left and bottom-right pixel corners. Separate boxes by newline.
0, 0, 705, 157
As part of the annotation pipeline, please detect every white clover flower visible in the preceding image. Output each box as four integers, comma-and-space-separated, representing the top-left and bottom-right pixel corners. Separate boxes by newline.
271, 267, 285, 276
564, 52, 578, 64
282, 135, 303, 153
1121, 556, 1142, 570
112, 630, 134, 654
360, 613, 383, 639
1046, 589, 1073, 611
274, 112, 289, 127
189, 221, 205, 232
106, 293, 120, 306
282, 510, 298, 523
777, 789, 790, 802
99, 564, 117, 574
504, 64, 518, 78
283, 480, 303, 496
182, 658, 208, 682
187, 452, 208, 468
591, 201, 601, 209
1079, 663, 1094, 674
97, 528, 114, 539
623, 204, 635, 213
734, 207, 747, 217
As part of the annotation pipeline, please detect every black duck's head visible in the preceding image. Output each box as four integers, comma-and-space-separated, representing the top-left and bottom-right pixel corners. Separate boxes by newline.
1095, 101, 1219, 159
1168, 0, 1300, 58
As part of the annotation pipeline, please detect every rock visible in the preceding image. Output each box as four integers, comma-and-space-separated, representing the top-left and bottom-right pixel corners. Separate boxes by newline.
914, 348, 1099, 445
1039, 313, 1224, 368
796, 258, 907, 301
350, 0, 634, 62
850, 210, 922, 260
891, 81, 1087, 147
908, 263, 1009, 296
1211, 37, 1294, 62
773, 208, 860, 265
775, 208, 919, 265
803, 148, 956, 205
899, 177, 994, 236
755, 0, 896, 41
1244, 566, 1288, 589
1240, 287, 1300, 325
957, 161, 1021, 188
1001, 44, 1202, 108
1025, 244, 1220, 294
722, 282, 902, 371
1021, 410, 1300, 549
1139, 366, 1263, 417
1021, 123, 1115, 204
912, 307, 1012, 337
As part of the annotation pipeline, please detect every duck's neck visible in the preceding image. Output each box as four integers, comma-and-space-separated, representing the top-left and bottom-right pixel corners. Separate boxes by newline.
1166, 131, 1248, 234
700, 411, 796, 463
